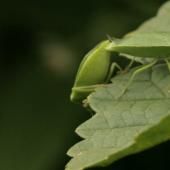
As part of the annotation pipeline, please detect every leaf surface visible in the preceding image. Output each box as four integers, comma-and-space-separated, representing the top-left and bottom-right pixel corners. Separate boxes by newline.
108, 32, 170, 58
66, 2, 170, 170
66, 64, 170, 170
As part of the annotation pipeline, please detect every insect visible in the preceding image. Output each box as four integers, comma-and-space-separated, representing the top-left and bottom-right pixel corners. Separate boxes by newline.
70, 40, 122, 103
71, 32, 170, 103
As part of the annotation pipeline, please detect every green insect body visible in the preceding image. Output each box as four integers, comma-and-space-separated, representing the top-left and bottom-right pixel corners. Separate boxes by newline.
71, 32, 170, 103
70, 40, 113, 103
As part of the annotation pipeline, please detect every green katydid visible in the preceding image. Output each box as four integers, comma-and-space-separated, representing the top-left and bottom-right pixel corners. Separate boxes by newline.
70, 40, 122, 103
71, 32, 170, 103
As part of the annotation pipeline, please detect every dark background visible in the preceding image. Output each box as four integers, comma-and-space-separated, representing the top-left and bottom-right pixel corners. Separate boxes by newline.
0, 0, 168, 170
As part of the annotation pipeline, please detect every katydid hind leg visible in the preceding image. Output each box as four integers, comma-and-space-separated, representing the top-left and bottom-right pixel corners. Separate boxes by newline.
71, 85, 99, 102
119, 60, 157, 98
124, 59, 135, 72
105, 62, 122, 82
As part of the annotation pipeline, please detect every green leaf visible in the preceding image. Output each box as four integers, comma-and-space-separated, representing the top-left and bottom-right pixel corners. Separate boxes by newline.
127, 1, 170, 34
66, 64, 170, 170
108, 32, 170, 58
106, 1, 170, 59
109, 1, 170, 63
66, 2, 170, 170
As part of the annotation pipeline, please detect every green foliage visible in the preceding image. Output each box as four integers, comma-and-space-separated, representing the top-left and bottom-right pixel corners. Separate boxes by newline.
108, 32, 170, 58
67, 1, 170, 170
67, 64, 170, 170
107, 1, 170, 62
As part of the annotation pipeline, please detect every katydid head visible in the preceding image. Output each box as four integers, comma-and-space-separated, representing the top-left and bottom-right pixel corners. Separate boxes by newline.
70, 40, 111, 103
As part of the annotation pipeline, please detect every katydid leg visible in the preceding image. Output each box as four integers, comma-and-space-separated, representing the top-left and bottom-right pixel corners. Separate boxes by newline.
105, 62, 122, 82
119, 60, 157, 97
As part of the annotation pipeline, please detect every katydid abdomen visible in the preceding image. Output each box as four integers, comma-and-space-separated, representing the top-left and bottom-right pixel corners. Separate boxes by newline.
71, 40, 111, 103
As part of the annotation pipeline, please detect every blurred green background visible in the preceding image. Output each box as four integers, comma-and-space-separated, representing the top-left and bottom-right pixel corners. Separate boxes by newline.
0, 0, 168, 170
